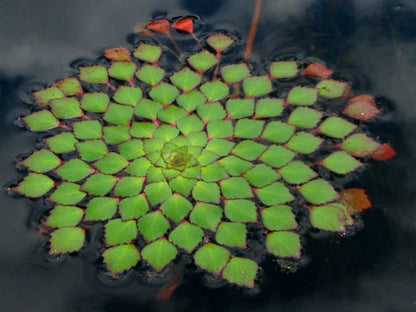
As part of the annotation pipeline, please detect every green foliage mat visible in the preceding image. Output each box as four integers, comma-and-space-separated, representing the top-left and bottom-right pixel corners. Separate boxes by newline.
10, 17, 395, 289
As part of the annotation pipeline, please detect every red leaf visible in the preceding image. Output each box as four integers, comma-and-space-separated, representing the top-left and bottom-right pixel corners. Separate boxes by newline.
104, 47, 131, 62
147, 19, 170, 34
302, 63, 333, 78
339, 188, 372, 213
372, 143, 396, 161
172, 18, 193, 33
343, 95, 380, 120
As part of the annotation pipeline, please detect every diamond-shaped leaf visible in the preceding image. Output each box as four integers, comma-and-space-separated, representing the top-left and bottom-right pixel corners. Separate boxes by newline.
160, 194, 193, 223
170, 67, 201, 92
232, 140, 266, 161
113, 177, 144, 197
321, 151, 362, 174
341, 133, 380, 157
288, 107, 323, 128
33, 87, 65, 106
243, 76, 272, 97
207, 33, 234, 53
46, 205, 83, 228
103, 125, 130, 144
56, 159, 93, 182
201, 162, 228, 182
222, 257, 258, 288
192, 181, 220, 203
255, 182, 294, 205
279, 161, 317, 184
169, 222, 204, 252
310, 203, 351, 231
177, 90, 207, 112
136, 64, 165, 86
130, 122, 156, 138
259, 145, 295, 168
84, 197, 117, 221
144, 181, 172, 205
197, 102, 226, 122
134, 99, 162, 120
220, 177, 253, 199
157, 106, 187, 125
141, 238, 177, 271
104, 103, 133, 126
270, 61, 298, 79
299, 179, 338, 204
103, 244, 140, 274
119, 195, 149, 220
221, 63, 250, 83
219, 156, 252, 176
261, 205, 297, 231
133, 43, 162, 63
226, 99, 254, 119
188, 50, 217, 72
200, 81, 229, 102
216, 222, 246, 248
318, 117, 357, 138
50, 97, 83, 119
190, 202, 222, 230
286, 132, 323, 154
49, 227, 85, 254
169, 176, 196, 196
265, 231, 301, 258
343, 95, 380, 120
262, 121, 295, 143
22, 149, 60, 173
105, 218, 137, 246
137, 211, 170, 241
177, 115, 204, 135
82, 173, 117, 196
113, 86, 142, 106
224, 199, 257, 223
94, 152, 128, 174
287, 87, 318, 105
49, 182, 86, 205
73, 120, 102, 139
108, 61, 136, 82
234, 119, 264, 139
79, 65, 108, 84
149, 82, 179, 105
243, 164, 280, 187
23, 110, 59, 131
46, 132, 78, 154
255, 98, 284, 118
207, 120, 233, 139
81, 92, 109, 112
194, 243, 230, 274
316, 79, 349, 98
76, 140, 108, 161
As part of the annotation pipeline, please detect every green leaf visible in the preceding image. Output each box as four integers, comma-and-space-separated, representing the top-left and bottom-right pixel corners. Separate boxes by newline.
200, 81, 229, 102
190, 202, 222, 230
201, 162, 228, 182
81, 92, 109, 112
205, 138, 235, 156
270, 61, 298, 79
287, 107, 323, 128
157, 106, 187, 125
76, 139, 108, 161
146, 166, 167, 182
133, 43, 162, 63
322, 151, 362, 174
279, 161, 317, 184
144, 181, 172, 205
104, 103, 133, 125
299, 179, 338, 204
149, 82, 179, 105
262, 121, 295, 143
136, 64, 165, 86
341, 133, 381, 157
265, 231, 301, 258
259, 145, 295, 168
243, 164, 280, 187
243, 76, 272, 97
197, 102, 226, 122
79, 65, 108, 84
226, 99, 254, 119
94, 152, 128, 174
234, 119, 264, 138
119, 195, 149, 220
108, 61, 136, 81
169, 222, 204, 252
84, 197, 118, 221
105, 218, 137, 245
141, 238, 177, 271
170, 67, 201, 92
46, 205, 84, 227
56, 77, 82, 96
192, 181, 220, 203
220, 177, 253, 199
103, 244, 140, 274
103, 125, 130, 144
255, 98, 284, 118
130, 122, 157, 139
73, 120, 102, 139
221, 63, 250, 83
188, 50, 217, 72
49, 182, 86, 204
177, 115, 204, 135
22, 149, 60, 173
134, 99, 162, 120
287, 87, 318, 105
219, 156, 253, 176
46, 132, 78, 154
113, 86, 142, 106
286, 132, 323, 154
316, 79, 349, 98
207, 33, 234, 53
224, 199, 257, 223
222, 257, 258, 288
194, 243, 230, 274
113, 177, 144, 197
137, 211, 170, 241
309, 204, 351, 231
49, 227, 85, 254
169, 176, 196, 196
33, 87, 65, 106
255, 182, 294, 205
261, 205, 297, 231
23, 110, 59, 131
82, 173, 117, 196
232, 140, 266, 161
56, 159, 93, 182
176, 90, 207, 112
216, 222, 246, 247
118, 139, 145, 160
50, 97, 83, 119
318, 117, 357, 138
160, 194, 193, 223
206, 120, 233, 138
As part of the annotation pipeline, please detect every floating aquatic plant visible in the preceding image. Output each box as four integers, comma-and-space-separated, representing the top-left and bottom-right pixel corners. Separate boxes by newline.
9, 12, 396, 292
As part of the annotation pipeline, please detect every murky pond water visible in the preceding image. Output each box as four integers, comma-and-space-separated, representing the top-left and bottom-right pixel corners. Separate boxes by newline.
1, 1, 416, 311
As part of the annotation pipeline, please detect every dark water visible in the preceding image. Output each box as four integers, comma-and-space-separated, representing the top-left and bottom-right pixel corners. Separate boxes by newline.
1, 0, 416, 311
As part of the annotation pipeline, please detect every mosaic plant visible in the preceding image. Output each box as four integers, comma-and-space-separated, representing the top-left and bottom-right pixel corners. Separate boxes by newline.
11, 17, 396, 289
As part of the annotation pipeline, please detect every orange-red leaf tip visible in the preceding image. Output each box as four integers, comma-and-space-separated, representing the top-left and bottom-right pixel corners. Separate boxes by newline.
172, 18, 193, 33
339, 188, 372, 213
104, 47, 131, 62
302, 63, 333, 78
372, 143, 396, 161
147, 19, 170, 34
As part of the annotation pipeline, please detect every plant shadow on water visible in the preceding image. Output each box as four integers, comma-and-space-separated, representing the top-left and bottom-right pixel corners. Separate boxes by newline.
0, 0, 416, 311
